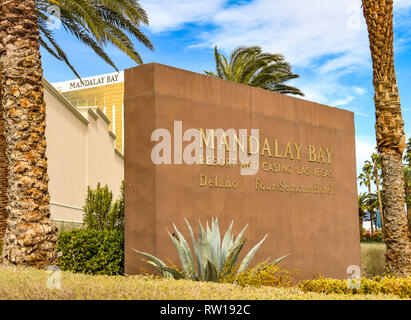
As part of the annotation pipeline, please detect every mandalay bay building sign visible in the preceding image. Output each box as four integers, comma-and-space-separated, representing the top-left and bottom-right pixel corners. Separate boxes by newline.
124, 63, 361, 280
151, 121, 335, 195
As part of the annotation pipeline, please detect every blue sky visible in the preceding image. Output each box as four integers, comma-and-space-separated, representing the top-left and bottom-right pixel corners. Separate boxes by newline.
41, 0, 411, 193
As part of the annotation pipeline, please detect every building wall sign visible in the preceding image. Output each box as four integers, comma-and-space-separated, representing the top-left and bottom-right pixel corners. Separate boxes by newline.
124, 63, 361, 280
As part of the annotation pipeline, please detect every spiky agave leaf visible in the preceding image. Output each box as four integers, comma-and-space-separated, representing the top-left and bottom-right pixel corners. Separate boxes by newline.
207, 218, 221, 271
220, 220, 234, 270
204, 260, 219, 282
132, 248, 174, 278
270, 253, 290, 266
197, 220, 212, 280
233, 224, 248, 246
220, 238, 245, 279
167, 225, 196, 280
146, 261, 184, 280
237, 234, 268, 274
145, 261, 174, 279
184, 218, 201, 279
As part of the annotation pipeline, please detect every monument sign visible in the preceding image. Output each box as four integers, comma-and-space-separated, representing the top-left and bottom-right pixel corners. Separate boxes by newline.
124, 63, 361, 280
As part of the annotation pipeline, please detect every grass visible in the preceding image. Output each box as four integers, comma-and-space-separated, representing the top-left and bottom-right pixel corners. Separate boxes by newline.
0, 265, 401, 300
0, 241, 396, 300
361, 243, 386, 278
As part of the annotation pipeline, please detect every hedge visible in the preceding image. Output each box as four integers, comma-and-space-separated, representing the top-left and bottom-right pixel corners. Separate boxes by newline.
299, 276, 411, 299
56, 229, 124, 275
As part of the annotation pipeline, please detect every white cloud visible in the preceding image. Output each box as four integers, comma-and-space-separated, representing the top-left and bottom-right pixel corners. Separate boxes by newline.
355, 135, 377, 192
140, 0, 226, 33
294, 70, 367, 113
332, 96, 354, 106
142, 0, 411, 69
141, 0, 411, 108
203, 0, 369, 69
356, 135, 376, 166
353, 87, 366, 95
143, 0, 372, 69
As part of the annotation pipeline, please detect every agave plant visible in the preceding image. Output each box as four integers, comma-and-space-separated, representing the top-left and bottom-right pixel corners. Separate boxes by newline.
133, 218, 289, 282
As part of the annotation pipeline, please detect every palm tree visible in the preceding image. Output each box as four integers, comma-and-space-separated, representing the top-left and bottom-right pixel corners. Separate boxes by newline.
358, 159, 374, 234
0, 0, 57, 267
205, 46, 304, 96
362, 0, 411, 276
403, 138, 411, 234
36, 0, 153, 77
0, 1, 152, 241
403, 166, 411, 235
0, 0, 152, 267
365, 192, 379, 230
358, 192, 369, 238
363, 153, 384, 235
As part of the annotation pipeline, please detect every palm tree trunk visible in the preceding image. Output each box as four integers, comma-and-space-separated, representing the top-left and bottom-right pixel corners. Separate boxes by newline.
0, 0, 57, 267
0, 72, 8, 241
363, 0, 411, 276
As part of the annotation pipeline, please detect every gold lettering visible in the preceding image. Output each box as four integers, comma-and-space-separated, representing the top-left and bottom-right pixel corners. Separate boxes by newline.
261, 138, 272, 157
274, 140, 283, 158
284, 142, 294, 160
234, 134, 246, 153
248, 135, 259, 155
326, 147, 333, 164
294, 143, 302, 160
199, 174, 207, 186
308, 145, 316, 162
199, 128, 214, 149
317, 147, 326, 164
218, 133, 230, 151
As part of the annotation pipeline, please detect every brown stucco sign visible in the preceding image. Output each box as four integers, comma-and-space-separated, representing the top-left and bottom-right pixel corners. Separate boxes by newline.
124, 63, 361, 280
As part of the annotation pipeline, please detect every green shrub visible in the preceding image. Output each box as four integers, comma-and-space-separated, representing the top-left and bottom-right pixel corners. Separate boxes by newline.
57, 229, 124, 275
299, 276, 411, 299
221, 262, 298, 288
83, 182, 124, 231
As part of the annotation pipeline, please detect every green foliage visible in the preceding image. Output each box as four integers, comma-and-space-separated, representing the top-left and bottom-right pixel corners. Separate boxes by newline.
222, 262, 297, 288
404, 137, 411, 166
110, 181, 125, 231
83, 182, 124, 231
57, 229, 124, 275
205, 46, 304, 96
36, 0, 153, 79
299, 276, 411, 299
134, 218, 289, 282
